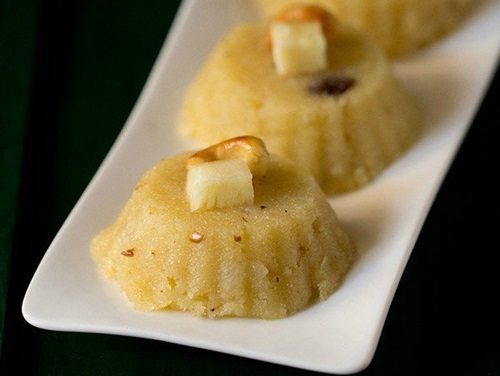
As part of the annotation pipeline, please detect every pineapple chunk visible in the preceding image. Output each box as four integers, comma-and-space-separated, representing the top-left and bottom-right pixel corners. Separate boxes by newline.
270, 21, 327, 76
186, 159, 254, 211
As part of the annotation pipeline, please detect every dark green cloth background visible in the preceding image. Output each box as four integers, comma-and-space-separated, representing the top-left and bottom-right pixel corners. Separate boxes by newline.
1, 0, 498, 374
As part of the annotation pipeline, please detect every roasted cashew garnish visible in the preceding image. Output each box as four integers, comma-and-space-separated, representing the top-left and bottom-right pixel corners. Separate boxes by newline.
187, 136, 270, 177
266, 5, 335, 48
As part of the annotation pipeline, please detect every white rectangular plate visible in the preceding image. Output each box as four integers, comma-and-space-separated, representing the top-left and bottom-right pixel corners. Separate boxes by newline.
22, 0, 500, 374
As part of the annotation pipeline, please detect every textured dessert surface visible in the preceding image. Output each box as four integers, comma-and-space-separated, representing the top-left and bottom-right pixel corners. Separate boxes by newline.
255, 0, 475, 57
179, 22, 419, 194
92, 154, 355, 319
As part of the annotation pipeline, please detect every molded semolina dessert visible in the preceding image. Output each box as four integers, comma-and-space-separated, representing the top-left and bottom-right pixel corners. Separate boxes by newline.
255, 0, 475, 57
178, 5, 419, 195
92, 137, 355, 319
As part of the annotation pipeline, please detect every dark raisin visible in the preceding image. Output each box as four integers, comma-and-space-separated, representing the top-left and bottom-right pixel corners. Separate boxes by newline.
309, 76, 355, 97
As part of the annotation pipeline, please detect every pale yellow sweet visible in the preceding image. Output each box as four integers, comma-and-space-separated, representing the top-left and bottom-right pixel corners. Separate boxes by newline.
255, 0, 474, 57
91, 153, 355, 319
178, 22, 419, 194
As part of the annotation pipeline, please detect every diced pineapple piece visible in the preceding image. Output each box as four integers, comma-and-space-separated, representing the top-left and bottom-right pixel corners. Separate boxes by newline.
186, 159, 254, 211
270, 21, 327, 76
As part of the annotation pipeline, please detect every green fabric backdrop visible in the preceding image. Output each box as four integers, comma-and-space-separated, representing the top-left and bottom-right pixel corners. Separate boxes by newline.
1, 0, 498, 374
0, 0, 38, 350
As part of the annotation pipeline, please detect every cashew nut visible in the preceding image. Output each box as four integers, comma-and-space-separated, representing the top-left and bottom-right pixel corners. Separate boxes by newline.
266, 5, 335, 48
187, 136, 270, 177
